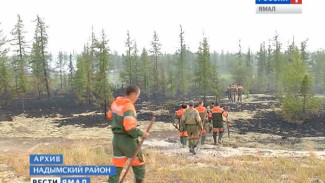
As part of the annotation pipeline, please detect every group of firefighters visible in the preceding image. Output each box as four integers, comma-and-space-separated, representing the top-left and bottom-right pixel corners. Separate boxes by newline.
106, 84, 244, 183
174, 100, 229, 155
226, 83, 244, 103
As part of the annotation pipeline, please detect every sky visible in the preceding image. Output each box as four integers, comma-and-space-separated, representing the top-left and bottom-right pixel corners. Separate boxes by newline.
0, 0, 324, 55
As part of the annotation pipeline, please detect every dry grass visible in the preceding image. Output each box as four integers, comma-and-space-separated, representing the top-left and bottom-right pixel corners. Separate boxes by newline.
3, 141, 325, 183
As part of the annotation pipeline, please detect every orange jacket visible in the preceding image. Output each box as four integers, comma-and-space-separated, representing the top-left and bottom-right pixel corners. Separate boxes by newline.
176, 108, 186, 117
211, 106, 228, 117
195, 106, 207, 113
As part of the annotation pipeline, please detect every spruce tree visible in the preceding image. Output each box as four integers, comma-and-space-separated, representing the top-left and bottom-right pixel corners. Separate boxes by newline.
94, 29, 112, 115
176, 25, 188, 96
150, 31, 162, 102
68, 53, 74, 91
194, 35, 213, 102
56, 51, 66, 90
0, 23, 12, 105
121, 30, 134, 85
33, 15, 51, 99
139, 48, 151, 96
10, 15, 28, 110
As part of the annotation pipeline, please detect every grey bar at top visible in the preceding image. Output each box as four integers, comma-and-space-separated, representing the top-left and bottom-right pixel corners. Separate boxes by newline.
256, 5, 302, 14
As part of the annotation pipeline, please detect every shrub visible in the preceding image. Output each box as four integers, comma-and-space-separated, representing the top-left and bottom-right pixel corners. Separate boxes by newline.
164, 100, 178, 110
282, 96, 324, 122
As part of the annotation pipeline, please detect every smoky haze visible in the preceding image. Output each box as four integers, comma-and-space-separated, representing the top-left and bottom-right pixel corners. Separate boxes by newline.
0, 0, 324, 54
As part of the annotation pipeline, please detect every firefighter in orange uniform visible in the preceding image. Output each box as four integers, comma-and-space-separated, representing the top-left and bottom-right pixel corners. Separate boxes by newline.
106, 85, 149, 183
176, 104, 188, 147
211, 102, 228, 145
195, 101, 208, 144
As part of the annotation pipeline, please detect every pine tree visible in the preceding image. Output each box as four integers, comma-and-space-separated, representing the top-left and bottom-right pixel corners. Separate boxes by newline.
132, 40, 139, 85
84, 43, 94, 104
194, 35, 213, 102
167, 66, 176, 98
84, 27, 97, 104
150, 31, 162, 102
121, 30, 134, 85
74, 52, 87, 103
34, 15, 51, 99
300, 39, 309, 63
231, 40, 251, 88
245, 48, 254, 90
311, 50, 325, 93
94, 29, 112, 115
68, 53, 74, 91
286, 37, 295, 61
160, 56, 167, 97
281, 48, 315, 120
176, 25, 188, 96
10, 15, 28, 110
272, 33, 283, 92
57, 51, 66, 90
257, 42, 266, 91
0, 23, 12, 105
30, 36, 43, 99
139, 48, 151, 96
282, 48, 306, 96
300, 74, 313, 113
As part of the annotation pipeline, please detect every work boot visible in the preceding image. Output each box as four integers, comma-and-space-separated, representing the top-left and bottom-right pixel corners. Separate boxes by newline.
136, 179, 143, 183
218, 132, 224, 144
213, 133, 217, 145
189, 146, 193, 153
192, 147, 196, 155
201, 136, 206, 144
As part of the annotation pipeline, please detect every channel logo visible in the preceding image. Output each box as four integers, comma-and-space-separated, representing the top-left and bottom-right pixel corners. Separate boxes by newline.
256, 0, 302, 4
256, 0, 302, 14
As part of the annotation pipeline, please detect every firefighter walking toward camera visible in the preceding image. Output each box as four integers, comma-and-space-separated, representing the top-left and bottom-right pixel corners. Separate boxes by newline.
106, 85, 149, 183
230, 84, 238, 104
195, 101, 208, 144
176, 104, 188, 147
226, 84, 232, 100
237, 84, 244, 103
211, 102, 228, 145
181, 101, 202, 155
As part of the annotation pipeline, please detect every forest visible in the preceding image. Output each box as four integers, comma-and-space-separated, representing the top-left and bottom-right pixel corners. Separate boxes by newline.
0, 15, 324, 121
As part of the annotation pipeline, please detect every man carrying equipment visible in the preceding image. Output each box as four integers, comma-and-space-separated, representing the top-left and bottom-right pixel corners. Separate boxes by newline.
195, 101, 208, 144
181, 101, 202, 155
106, 85, 149, 183
237, 84, 244, 103
176, 104, 188, 147
211, 102, 228, 145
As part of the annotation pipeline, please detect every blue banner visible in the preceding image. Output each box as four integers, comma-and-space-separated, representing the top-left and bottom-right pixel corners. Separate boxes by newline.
30, 166, 116, 176
256, 0, 291, 4
30, 154, 63, 165
61, 177, 91, 183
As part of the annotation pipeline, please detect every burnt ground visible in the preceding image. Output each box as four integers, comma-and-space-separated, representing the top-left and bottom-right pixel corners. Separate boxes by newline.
225, 96, 325, 138
1, 94, 325, 139
0, 94, 98, 121
1, 94, 325, 182
232, 110, 325, 138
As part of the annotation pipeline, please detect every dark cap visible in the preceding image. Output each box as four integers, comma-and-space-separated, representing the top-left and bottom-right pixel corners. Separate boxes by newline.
188, 100, 194, 106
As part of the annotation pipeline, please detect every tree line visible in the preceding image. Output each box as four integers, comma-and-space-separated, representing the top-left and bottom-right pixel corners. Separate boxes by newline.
0, 15, 325, 120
